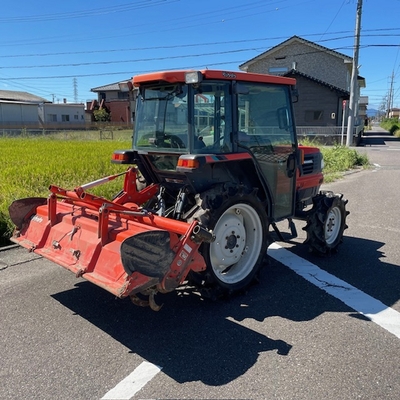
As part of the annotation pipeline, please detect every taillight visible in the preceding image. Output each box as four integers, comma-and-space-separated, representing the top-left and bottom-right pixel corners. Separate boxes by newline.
111, 150, 135, 164
177, 158, 200, 169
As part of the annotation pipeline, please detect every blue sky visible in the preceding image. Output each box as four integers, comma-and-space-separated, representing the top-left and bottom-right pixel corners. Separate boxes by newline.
0, 0, 398, 109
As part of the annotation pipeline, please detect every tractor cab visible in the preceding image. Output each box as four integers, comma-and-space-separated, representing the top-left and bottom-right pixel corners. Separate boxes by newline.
127, 70, 299, 221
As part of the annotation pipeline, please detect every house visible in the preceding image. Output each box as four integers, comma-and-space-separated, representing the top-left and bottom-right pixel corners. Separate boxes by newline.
359, 96, 369, 124
388, 108, 400, 119
90, 80, 135, 126
239, 36, 366, 141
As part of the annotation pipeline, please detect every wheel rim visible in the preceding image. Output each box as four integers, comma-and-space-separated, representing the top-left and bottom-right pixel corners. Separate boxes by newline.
325, 206, 342, 245
209, 203, 263, 284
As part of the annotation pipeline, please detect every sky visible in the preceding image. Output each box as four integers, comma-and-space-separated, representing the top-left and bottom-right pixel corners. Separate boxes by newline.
0, 0, 398, 110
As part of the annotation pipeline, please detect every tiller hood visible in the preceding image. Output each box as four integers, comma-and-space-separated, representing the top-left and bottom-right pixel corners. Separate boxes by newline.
9, 168, 211, 305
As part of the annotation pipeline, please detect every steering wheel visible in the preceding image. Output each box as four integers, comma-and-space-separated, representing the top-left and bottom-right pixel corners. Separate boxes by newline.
166, 134, 186, 149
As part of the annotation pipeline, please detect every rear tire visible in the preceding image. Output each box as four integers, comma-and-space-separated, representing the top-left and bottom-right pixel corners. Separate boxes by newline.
192, 186, 270, 293
303, 191, 349, 255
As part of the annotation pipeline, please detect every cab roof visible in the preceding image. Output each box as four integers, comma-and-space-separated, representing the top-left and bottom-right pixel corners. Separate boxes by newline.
132, 69, 296, 87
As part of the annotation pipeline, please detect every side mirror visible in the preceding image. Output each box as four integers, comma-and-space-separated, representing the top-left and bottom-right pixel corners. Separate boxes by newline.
291, 87, 299, 103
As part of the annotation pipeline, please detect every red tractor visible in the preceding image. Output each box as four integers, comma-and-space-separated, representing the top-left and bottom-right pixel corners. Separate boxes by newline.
9, 69, 348, 310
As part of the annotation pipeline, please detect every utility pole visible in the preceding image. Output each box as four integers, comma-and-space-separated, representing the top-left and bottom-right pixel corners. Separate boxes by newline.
387, 71, 395, 117
346, 0, 363, 147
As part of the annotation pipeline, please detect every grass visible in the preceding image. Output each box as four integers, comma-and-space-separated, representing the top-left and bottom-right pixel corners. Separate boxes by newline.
320, 145, 369, 182
380, 118, 400, 137
299, 138, 369, 183
0, 134, 132, 242
0, 133, 369, 243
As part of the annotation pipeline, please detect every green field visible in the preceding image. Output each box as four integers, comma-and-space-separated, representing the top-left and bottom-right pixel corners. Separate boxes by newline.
0, 133, 132, 243
0, 133, 369, 244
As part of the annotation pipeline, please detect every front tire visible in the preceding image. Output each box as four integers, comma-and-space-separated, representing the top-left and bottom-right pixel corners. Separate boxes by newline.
194, 187, 270, 293
303, 191, 349, 255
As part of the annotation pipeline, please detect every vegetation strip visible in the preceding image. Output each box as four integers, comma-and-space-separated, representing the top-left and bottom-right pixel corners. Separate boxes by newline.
0, 133, 368, 243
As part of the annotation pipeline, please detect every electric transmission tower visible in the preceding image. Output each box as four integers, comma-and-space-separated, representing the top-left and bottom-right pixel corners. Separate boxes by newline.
73, 77, 78, 103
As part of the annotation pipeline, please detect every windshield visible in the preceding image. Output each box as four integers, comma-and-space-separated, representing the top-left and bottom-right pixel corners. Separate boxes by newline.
133, 81, 232, 154
134, 84, 189, 152
192, 81, 232, 153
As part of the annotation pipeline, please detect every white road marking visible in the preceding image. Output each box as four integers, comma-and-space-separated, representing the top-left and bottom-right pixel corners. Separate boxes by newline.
268, 243, 400, 339
101, 244, 399, 399
101, 361, 162, 400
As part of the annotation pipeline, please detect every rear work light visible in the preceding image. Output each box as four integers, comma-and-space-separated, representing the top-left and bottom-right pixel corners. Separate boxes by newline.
185, 71, 203, 84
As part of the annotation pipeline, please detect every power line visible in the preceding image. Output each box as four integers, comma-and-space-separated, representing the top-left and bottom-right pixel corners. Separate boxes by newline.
0, 42, 397, 71
318, 0, 347, 41
0, 1, 357, 48
0, 1, 179, 23
2, 30, 400, 59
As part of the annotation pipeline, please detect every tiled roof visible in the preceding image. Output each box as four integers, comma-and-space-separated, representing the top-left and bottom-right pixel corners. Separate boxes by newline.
91, 81, 129, 92
0, 90, 50, 103
239, 35, 352, 70
284, 69, 350, 95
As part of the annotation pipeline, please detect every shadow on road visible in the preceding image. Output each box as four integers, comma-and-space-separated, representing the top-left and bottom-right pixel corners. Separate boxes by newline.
360, 131, 400, 146
51, 235, 399, 386
52, 276, 293, 386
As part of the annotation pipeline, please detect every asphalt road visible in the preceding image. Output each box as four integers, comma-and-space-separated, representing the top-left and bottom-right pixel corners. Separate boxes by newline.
1, 129, 400, 400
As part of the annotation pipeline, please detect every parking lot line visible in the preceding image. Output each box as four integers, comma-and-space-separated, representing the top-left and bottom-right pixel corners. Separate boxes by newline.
268, 243, 400, 339
101, 361, 162, 400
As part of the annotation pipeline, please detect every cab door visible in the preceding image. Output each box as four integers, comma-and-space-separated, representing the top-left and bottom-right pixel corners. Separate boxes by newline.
236, 83, 297, 221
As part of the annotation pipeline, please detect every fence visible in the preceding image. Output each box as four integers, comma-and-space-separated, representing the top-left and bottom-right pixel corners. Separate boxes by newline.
0, 124, 363, 145
0, 124, 134, 141
296, 125, 364, 146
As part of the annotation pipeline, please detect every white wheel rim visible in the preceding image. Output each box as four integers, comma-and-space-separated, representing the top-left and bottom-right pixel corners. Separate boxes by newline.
209, 203, 263, 284
325, 206, 341, 245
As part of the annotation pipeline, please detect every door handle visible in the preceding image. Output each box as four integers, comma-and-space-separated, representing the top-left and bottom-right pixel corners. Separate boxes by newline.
286, 153, 296, 178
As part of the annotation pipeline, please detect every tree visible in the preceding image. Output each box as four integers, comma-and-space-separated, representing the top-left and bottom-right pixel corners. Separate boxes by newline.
93, 108, 111, 122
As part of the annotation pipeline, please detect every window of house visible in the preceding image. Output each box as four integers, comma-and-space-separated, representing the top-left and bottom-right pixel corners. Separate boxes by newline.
118, 92, 129, 100
268, 67, 289, 74
305, 110, 324, 122
74, 115, 79, 120
62, 115, 70, 122
47, 114, 57, 122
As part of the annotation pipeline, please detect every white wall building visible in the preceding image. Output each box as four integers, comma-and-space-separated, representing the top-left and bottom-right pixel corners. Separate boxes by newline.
38, 102, 86, 127
0, 101, 39, 126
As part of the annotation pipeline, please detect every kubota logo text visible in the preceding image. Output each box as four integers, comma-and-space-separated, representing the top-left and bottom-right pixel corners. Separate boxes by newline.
222, 72, 236, 79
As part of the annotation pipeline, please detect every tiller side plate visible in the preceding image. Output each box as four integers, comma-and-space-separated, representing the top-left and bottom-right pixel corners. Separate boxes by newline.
9, 168, 210, 299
